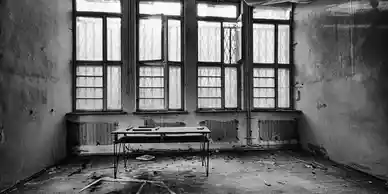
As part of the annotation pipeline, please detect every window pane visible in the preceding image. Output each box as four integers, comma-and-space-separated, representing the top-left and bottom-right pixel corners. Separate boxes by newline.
107, 66, 122, 110
139, 1, 181, 16
198, 67, 221, 76
76, 99, 103, 110
76, 0, 121, 13
198, 21, 221, 62
198, 77, 221, 87
76, 17, 103, 61
225, 67, 238, 108
253, 24, 274, 64
253, 6, 291, 20
254, 98, 275, 108
278, 25, 290, 64
139, 66, 164, 76
139, 99, 165, 110
278, 68, 290, 108
223, 23, 240, 64
76, 88, 103, 99
197, 3, 237, 18
107, 18, 121, 61
168, 20, 181, 62
139, 88, 164, 98
139, 18, 162, 61
76, 77, 103, 87
139, 77, 164, 87
253, 68, 275, 77
169, 66, 182, 109
253, 78, 275, 88
198, 88, 222, 98
254, 88, 275, 98
76, 66, 103, 76
198, 99, 222, 109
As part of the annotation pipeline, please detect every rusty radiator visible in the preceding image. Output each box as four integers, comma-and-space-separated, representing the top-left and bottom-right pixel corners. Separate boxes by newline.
67, 121, 116, 152
258, 119, 298, 144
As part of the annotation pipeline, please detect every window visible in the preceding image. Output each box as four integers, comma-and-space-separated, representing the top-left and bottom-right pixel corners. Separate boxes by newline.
74, 0, 122, 111
137, 1, 183, 111
197, 3, 241, 110
252, 6, 292, 109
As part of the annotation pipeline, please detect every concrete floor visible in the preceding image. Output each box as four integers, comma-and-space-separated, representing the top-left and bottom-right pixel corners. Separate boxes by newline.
5, 151, 388, 194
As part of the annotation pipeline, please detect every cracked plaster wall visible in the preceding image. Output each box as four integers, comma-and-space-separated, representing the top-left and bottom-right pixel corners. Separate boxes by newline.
0, 0, 72, 190
294, 0, 388, 180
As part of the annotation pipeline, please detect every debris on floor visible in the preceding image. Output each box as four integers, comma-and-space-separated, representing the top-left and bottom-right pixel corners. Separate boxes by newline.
136, 155, 155, 161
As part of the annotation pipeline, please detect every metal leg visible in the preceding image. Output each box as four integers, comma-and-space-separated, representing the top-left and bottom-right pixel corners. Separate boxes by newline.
206, 140, 210, 177
113, 141, 117, 179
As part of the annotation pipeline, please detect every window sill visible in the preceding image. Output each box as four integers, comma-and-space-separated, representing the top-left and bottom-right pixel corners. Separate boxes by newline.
250, 109, 302, 114
133, 111, 189, 115
66, 111, 128, 116
195, 109, 245, 113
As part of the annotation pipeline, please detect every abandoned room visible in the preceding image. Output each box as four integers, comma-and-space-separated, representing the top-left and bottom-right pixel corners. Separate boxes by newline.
1, 0, 388, 193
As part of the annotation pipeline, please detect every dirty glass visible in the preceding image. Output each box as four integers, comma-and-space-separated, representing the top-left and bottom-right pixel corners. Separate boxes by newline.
253, 24, 275, 64
107, 66, 122, 110
278, 25, 290, 64
139, 1, 181, 16
278, 68, 290, 108
76, 17, 103, 61
198, 21, 222, 62
197, 3, 237, 18
138, 18, 162, 61
107, 18, 121, 61
198, 67, 222, 108
253, 6, 291, 20
76, 0, 121, 13
169, 66, 182, 109
138, 66, 165, 110
225, 67, 238, 108
253, 68, 275, 108
168, 20, 181, 62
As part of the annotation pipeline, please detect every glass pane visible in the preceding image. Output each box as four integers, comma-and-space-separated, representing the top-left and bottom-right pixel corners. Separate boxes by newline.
253, 88, 275, 98
197, 3, 237, 18
198, 21, 221, 62
139, 18, 162, 61
139, 66, 164, 76
253, 78, 275, 88
107, 66, 122, 110
198, 77, 221, 87
76, 66, 103, 76
76, 17, 103, 61
76, 99, 103, 110
253, 6, 291, 20
253, 68, 275, 77
139, 78, 164, 87
253, 24, 274, 64
198, 98, 222, 109
76, 0, 121, 13
76, 88, 103, 99
107, 18, 121, 61
168, 20, 181, 62
278, 25, 290, 64
139, 1, 181, 16
254, 98, 275, 108
139, 88, 164, 98
236, 21, 242, 62
76, 77, 103, 87
223, 22, 240, 64
278, 68, 290, 108
198, 88, 222, 98
139, 99, 165, 110
225, 67, 238, 108
169, 66, 182, 109
198, 67, 221, 76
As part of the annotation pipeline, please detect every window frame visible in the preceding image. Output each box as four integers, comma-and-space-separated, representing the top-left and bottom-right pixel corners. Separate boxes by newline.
72, 0, 124, 113
196, 2, 242, 111
251, 5, 294, 111
135, 0, 185, 112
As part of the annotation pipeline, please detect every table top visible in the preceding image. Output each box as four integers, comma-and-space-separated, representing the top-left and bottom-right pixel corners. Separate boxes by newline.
111, 126, 211, 135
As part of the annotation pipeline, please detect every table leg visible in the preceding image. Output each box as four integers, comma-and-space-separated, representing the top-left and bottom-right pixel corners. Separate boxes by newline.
113, 141, 117, 179
206, 140, 210, 177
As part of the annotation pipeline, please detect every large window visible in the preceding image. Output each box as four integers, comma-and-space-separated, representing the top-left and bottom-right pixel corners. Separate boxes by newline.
197, 3, 241, 110
252, 6, 292, 109
136, 1, 183, 111
74, 0, 122, 111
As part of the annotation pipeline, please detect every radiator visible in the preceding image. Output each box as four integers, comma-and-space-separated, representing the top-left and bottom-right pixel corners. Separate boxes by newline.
258, 119, 298, 144
67, 121, 117, 150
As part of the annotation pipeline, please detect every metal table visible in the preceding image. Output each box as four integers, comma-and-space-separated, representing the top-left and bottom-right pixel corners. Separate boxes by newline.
111, 126, 211, 179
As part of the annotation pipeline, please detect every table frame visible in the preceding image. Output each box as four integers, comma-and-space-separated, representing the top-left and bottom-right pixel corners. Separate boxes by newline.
111, 127, 211, 179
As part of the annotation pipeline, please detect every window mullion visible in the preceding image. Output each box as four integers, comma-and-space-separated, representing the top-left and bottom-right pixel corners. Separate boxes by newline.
163, 16, 169, 110
221, 23, 225, 109
274, 24, 279, 109
103, 16, 108, 111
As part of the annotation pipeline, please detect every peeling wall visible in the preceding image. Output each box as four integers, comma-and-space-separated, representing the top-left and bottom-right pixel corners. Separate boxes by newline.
0, 0, 72, 190
294, 0, 388, 180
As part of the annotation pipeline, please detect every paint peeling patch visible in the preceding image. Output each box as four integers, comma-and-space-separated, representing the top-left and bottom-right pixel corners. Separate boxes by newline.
307, 143, 328, 158
199, 120, 239, 143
